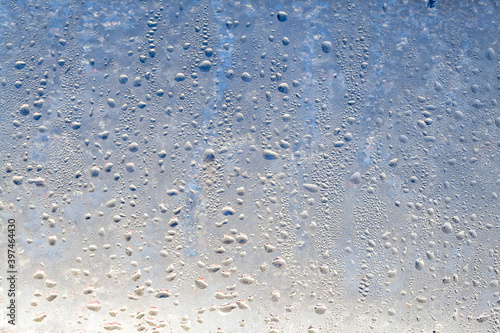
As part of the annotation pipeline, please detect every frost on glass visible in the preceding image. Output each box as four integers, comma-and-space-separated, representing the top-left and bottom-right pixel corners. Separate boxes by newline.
0, 0, 499, 332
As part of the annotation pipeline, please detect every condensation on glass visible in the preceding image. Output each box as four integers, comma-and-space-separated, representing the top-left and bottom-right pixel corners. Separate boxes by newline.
0, 1, 499, 332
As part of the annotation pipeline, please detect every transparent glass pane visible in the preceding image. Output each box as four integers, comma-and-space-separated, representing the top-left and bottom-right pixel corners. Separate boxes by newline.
1, 1, 499, 332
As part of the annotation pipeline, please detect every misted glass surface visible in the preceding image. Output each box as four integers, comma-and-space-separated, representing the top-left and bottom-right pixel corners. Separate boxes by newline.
0, 1, 499, 332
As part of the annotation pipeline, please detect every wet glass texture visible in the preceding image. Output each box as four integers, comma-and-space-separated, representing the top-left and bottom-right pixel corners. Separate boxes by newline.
0, 1, 499, 332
